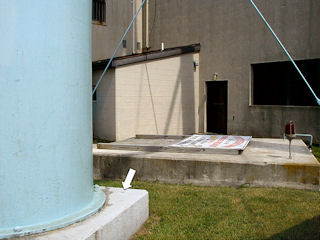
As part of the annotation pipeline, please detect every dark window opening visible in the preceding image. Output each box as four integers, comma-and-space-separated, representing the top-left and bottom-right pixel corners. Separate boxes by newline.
92, 0, 106, 23
252, 59, 320, 106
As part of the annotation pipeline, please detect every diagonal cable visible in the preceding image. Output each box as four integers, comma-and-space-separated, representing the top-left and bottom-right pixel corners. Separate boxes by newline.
93, 0, 147, 95
249, 0, 320, 106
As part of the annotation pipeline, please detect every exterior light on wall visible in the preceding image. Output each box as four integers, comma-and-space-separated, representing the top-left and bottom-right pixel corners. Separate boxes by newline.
212, 72, 218, 80
193, 61, 199, 67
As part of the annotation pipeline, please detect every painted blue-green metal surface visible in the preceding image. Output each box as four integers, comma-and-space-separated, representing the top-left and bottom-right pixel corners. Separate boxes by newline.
0, 1, 105, 238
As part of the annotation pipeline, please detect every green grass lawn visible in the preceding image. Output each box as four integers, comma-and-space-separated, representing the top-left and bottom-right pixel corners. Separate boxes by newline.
312, 145, 320, 162
95, 180, 320, 240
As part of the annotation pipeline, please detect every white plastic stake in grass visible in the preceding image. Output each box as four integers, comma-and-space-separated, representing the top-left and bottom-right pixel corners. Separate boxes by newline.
122, 168, 136, 190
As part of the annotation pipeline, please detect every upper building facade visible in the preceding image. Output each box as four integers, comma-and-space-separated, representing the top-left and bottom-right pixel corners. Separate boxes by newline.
92, 0, 320, 142
92, 0, 146, 61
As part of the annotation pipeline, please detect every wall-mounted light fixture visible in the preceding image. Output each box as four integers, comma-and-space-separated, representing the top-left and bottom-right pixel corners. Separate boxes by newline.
212, 72, 218, 80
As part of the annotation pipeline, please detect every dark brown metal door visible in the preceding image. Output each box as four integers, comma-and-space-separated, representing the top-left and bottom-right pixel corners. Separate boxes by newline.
206, 81, 228, 134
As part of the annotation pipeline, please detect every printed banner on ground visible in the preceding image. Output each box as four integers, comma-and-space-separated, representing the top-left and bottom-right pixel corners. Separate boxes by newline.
170, 135, 252, 150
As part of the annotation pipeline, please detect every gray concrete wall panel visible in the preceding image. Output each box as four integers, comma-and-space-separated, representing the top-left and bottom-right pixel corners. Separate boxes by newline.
147, 0, 320, 142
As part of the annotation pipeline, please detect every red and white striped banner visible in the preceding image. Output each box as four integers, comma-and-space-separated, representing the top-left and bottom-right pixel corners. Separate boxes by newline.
170, 135, 251, 150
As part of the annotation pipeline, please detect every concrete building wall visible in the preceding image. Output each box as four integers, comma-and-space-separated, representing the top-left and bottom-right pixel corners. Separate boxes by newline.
93, 69, 116, 140
147, 0, 320, 142
92, 0, 144, 61
93, 53, 200, 140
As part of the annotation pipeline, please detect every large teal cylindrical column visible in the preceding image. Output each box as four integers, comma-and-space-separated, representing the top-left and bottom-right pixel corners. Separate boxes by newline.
0, 1, 105, 238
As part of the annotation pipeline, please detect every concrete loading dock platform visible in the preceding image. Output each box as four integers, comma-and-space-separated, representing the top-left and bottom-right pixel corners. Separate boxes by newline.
93, 135, 320, 191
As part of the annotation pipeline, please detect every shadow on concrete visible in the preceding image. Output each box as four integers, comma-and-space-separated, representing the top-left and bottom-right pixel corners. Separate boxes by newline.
93, 69, 116, 141
180, 54, 196, 134
133, 54, 196, 136
145, 64, 159, 134
266, 215, 320, 240
162, 65, 182, 134
163, 54, 196, 135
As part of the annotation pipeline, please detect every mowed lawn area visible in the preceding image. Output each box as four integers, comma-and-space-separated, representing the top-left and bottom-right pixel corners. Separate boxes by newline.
312, 145, 320, 162
95, 180, 320, 240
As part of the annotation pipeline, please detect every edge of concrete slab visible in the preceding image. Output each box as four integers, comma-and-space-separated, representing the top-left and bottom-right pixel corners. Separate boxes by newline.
15, 187, 149, 240
93, 139, 320, 191
94, 155, 319, 191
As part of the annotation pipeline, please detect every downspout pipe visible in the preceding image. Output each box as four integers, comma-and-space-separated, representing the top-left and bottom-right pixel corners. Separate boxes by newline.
93, 0, 146, 95
249, 0, 320, 106
132, 0, 136, 54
